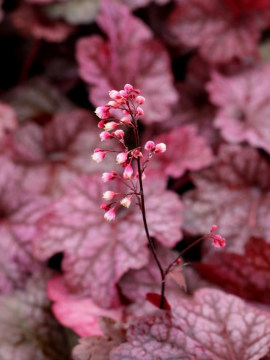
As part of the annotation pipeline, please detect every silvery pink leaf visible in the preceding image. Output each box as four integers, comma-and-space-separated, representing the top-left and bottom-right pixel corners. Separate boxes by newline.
11, 3, 73, 42
152, 125, 213, 178
111, 288, 270, 360
48, 275, 123, 336
0, 272, 68, 360
72, 317, 125, 360
35, 173, 183, 308
183, 144, 270, 254
76, 0, 178, 124
0, 155, 49, 293
0, 102, 17, 142
8, 109, 108, 195
208, 66, 270, 154
4, 78, 73, 122
168, 0, 270, 64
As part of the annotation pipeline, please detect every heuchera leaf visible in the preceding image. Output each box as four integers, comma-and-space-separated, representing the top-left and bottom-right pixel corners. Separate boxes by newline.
48, 275, 123, 336
168, 0, 270, 64
0, 102, 17, 142
12, 3, 73, 42
119, 246, 181, 309
197, 237, 270, 304
45, 0, 99, 25
0, 155, 49, 293
152, 125, 213, 178
72, 317, 126, 360
183, 144, 270, 254
34, 173, 183, 308
8, 109, 105, 195
4, 78, 73, 122
76, 0, 178, 124
207, 66, 270, 154
111, 288, 270, 360
0, 272, 69, 360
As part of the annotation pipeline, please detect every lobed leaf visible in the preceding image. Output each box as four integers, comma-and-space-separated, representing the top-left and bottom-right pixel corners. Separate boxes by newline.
111, 288, 270, 360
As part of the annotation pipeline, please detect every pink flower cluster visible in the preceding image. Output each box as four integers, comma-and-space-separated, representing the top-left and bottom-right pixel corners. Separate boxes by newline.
209, 224, 226, 248
91, 84, 166, 221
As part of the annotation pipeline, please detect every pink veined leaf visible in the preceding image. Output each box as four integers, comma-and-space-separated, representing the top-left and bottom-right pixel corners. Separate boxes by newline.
72, 317, 126, 360
207, 66, 270, 154
119, 246, 181, 310
0, 155, 49, 293
111, 288, 270, 360
168, 0, 270, 64
11, 3, 73, 42
151, 125, 213, 178
157, 55, 219, 146
0, 102, 17, 142
3, 78, 73, 122
197, 237, 270, 304
48, 276, 123, 336
45, 0, 99, 25
34, 173, 183, 308
183, 144, 270, 254
117, 0, 170, 10
7, 109, 109, 195
0, 272, 69, 360
76, 0, 178, 124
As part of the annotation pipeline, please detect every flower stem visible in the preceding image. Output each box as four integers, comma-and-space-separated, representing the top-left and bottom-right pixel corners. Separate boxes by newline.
133, 124, 166, 309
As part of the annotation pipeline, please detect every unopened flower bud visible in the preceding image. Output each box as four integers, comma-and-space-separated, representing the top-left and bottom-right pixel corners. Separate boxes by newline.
132, 149, 142, 158
100, 131, 113, 141
102, 171, 117, 182
212, 235, 226, 248
104, 208, 116, 221
114, 129, 125, 139
104, 121, 119, 131
120, 116, 131, 125
107, 100, 119, 108
119, 90, 128, 97
91, 149, 106, 163
95, 106, 110, 119
154, 143, 166, 153
136, 107, 144, 116
210, 224, 218, 233
120, 195, 133, 208
116, 152, 129, 164
136, 96, 145, 105
103, 191, 118, 201
124, 84, 133, 92
109, 90, 119, 99
144, 141, 156, 151
100, 203, 110, 211
123, 163, 133, 179
98, 120, 105, 129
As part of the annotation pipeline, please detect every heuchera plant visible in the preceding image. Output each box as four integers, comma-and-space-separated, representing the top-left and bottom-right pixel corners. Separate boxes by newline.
92, 83, 226, 309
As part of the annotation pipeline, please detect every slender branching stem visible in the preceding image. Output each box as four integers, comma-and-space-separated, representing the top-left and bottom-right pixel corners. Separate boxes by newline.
132, 119, 166, 309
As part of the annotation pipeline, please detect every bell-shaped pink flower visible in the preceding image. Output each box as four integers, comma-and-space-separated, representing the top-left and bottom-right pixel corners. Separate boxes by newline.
154, 143, 166, 153
123, 163, 133, 179
116, 152, 129, 164
104, 208, 116, 222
